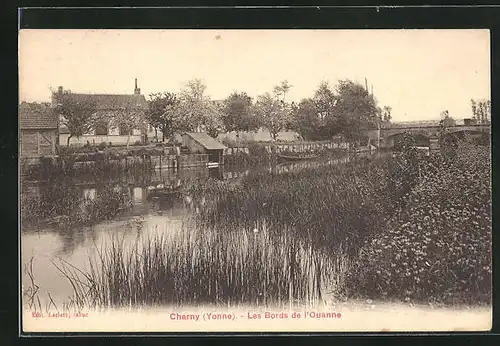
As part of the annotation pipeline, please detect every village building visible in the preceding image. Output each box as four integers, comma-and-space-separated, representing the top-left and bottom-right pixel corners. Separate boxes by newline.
181, 132, 227, 166
54, 79, 154, 146
19, 102, 59, 158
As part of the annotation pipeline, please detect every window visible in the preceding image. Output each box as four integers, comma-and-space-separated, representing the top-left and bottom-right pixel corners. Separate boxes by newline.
95, 121, 108, 135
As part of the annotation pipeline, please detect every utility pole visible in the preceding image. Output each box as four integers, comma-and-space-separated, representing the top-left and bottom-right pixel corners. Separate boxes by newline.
377, 120, 381, 150
365, 78, 369, 92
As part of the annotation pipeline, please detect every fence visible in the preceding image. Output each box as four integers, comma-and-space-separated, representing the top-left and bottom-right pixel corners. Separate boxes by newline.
224, 141, 350, 156
20, 153, 211, 179
150, 154, 178, 169
177, 154, 209, 168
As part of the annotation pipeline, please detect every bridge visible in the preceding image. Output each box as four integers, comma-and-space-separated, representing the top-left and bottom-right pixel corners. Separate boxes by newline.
366, 124, 491, 149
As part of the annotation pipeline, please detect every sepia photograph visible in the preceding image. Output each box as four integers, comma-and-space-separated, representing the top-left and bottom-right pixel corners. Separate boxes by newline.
19, 29, 492, 333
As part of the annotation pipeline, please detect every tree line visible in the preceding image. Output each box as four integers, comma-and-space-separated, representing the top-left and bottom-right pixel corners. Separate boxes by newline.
53, 78, 393, 146
470, 99, 491, 124
147, 78, 393, 143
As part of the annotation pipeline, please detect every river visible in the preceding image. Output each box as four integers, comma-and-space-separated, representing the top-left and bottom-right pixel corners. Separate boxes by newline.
21, 153, 362, 308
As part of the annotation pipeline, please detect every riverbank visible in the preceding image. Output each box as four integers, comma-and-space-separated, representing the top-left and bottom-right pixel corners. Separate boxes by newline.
21, 140, 351, 181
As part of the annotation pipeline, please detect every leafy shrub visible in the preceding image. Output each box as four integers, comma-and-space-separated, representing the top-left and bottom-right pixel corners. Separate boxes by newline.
97, 142, 107, 150
343, 145, 492, 305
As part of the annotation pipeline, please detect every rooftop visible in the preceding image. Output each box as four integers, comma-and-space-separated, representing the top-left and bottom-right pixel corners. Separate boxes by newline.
184, 132, 227, 150
19, 102, 58, 130
54, 93, 148, 111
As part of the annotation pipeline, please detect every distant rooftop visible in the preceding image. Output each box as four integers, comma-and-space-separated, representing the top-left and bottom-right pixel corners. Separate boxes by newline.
52, 80, 148, 111
54, 93, 148, 111
184, 132, 227, 150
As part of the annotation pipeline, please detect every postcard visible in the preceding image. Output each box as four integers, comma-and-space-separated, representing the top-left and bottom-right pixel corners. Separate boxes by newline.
19, 29, 492, 333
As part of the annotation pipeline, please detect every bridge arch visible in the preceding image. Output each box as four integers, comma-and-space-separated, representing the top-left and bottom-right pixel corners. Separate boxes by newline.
385, 131, 431, 148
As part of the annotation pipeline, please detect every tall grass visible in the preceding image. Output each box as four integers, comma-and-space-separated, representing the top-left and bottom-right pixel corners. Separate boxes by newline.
190, 156, 396, 257
53, 221, 348, 309
21, 183, 133, 228
23, 154, 155, 182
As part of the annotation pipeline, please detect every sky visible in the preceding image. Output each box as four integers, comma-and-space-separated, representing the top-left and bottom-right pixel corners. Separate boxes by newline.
19, 29, 490, 122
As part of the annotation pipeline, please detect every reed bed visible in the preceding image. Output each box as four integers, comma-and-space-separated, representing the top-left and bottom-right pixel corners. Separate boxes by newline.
52, 221, 349, 309
188, 156, 396, 257
20, 183, 133, 228
23, 154, 155, 182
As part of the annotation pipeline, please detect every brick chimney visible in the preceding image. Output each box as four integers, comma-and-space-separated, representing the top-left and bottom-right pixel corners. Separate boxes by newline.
134, 78, 141, 95
51, 86, 64, 107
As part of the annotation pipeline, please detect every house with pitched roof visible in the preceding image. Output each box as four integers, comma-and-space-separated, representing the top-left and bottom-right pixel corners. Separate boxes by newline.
54, 79, 151, 146
19, 102, 59, 157
181, 132, 227, 165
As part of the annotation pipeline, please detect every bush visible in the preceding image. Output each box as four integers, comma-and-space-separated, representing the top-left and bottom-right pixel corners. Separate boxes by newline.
97, 142, 107, 150
343, 145, 492, 305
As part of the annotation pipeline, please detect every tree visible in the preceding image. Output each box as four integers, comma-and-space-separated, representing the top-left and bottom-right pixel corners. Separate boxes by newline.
53, 91, 97, 147
254, 92, 290, 141
439, 110, 456, 127
313, 81, 336, 121
470, 99, 477, 122
108, 106, 146, 148
334, 80, 379, 143
291, 98, 326, 141
273, 80, 293, 102
177, 79, 224, 135
470, 99, 491, 124
311, 81, 341, 138
438, 110, 458, 159
203, 101, 225, 138
146, 92, 183, 142
382, 106, 392, 123
477, 100, 491, 124
221, 92, 260, 132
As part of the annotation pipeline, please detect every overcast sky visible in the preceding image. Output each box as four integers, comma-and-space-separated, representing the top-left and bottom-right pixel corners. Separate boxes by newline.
19, 29, 490, 122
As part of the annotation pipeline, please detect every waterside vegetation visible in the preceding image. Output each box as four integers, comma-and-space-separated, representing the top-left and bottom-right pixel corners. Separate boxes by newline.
22, 137, 491, 311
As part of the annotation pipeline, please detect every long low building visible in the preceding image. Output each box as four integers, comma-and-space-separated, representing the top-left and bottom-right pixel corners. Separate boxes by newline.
54, 79, 157, 146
